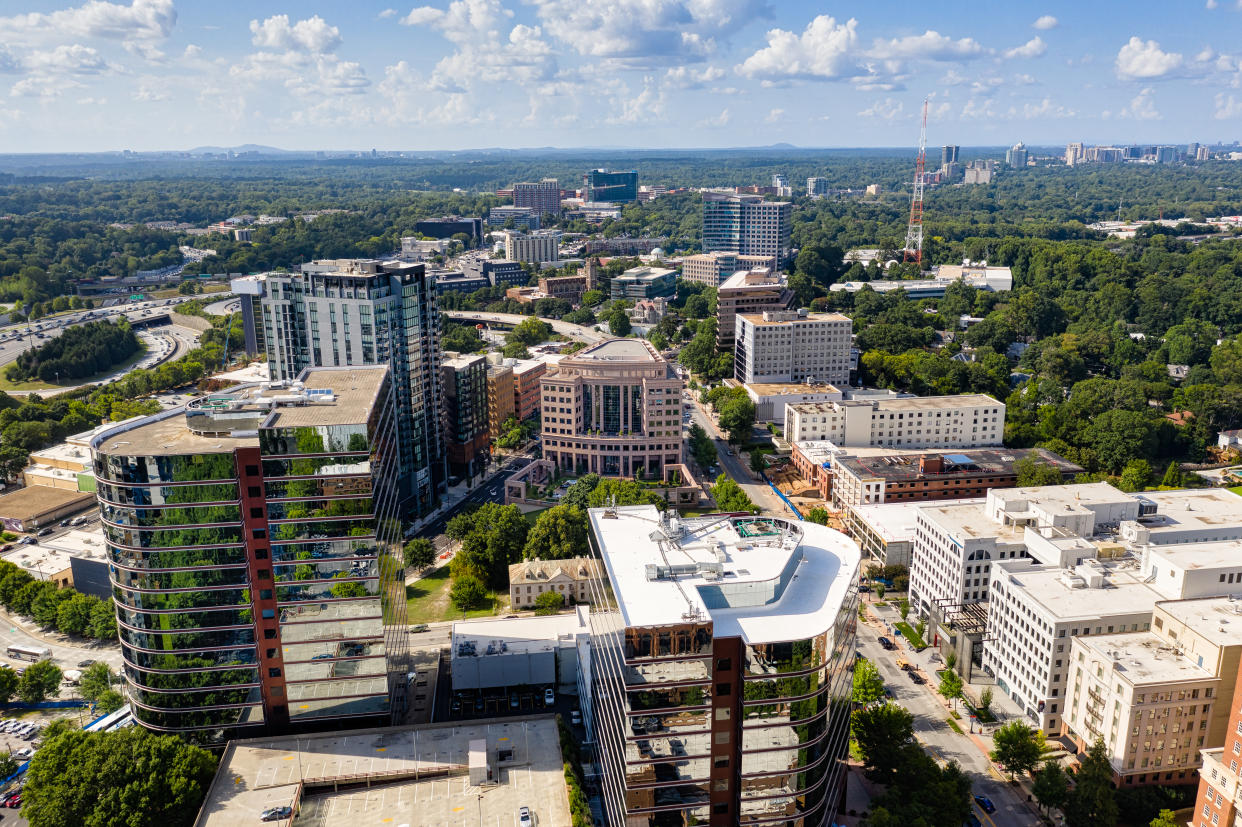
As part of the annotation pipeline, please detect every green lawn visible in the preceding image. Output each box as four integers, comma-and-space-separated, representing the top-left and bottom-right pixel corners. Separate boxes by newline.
405, 565, 504, 624
1229, 486, 1242, 497
895, 621, 927, 649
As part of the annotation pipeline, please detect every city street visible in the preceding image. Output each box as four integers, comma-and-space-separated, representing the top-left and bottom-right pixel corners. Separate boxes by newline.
684, 391, 790, 516
855, 605, 1040, 827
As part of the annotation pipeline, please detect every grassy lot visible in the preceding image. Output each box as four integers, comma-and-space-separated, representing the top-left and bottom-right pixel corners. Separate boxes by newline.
0, 343, 149, 392
405, 565, 505, 624
894, 621, 927, 649
1229, 486, 1242, 497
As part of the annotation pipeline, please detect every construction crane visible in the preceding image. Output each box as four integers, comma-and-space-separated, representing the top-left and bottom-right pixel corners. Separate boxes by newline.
903, 97, 929, 266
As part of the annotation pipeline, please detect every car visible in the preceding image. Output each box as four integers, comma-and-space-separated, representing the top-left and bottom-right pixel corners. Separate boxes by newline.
878, 637, 895, 650
450, 699, 462, 714
907, 671, 925, 685
571, 711, 582, 726
409, 624, 428, 633
36, 528, 53, 537
544, 688, 555, 707
858, 584, 871, 593
726, 449, 735, 456
964, 815, 982, 827
973, 795, 996, 814
310, 653, 334, 661
77, 659, 96, 668
6, 794, 18, 808
517, 807, 534, 827
13, 748, 31, 760
259, 806, 293, 822
509, 694, 520, 710
0, 791, 15, 805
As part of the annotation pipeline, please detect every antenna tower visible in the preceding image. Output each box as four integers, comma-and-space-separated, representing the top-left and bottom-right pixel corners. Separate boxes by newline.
903, 97, 929, 266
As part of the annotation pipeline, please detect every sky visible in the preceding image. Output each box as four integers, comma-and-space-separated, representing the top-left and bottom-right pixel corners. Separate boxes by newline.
0, 0, 1240, 152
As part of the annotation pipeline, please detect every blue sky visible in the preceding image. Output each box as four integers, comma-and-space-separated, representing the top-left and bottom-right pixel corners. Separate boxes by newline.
0, 0, 1239, 152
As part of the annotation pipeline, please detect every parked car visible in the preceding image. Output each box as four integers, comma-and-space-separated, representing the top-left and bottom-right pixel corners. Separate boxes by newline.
259, 806, 292, 822
6, 794, 19, 808
36, 528, 53, 537
517, 807, 534, 827
973, 795, 996, 814
77, 659, 96, 668
878, 637, 894, 650
13, 748, 32, 760
544, 688, 555, 707
907, 671, 925, 685
409, 624, 428, 633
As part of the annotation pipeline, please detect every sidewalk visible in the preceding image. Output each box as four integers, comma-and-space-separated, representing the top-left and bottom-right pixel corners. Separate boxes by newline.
0, 606, 107, 651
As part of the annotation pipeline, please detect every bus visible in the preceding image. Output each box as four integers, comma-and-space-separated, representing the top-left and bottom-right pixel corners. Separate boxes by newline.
6, 645, 49, 661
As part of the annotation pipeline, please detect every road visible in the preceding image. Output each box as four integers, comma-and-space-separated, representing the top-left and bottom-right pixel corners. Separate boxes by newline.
856, 605, 1039, 827
684, 390, 789, 516
410, 452, 534, 542
203, 296, 239, 316
444, 310, 605, 344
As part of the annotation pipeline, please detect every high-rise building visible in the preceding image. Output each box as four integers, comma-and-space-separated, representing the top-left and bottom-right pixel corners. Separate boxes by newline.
232, 260, 445, 515
412, 217, 483, 243
1006, 142, 1028, 168
92, 366, 407, 739
783, 393, 1005, 448
1195, 657, 1242, 826
512, 178, 562, 216
702, 193, 792, 266
583, 169, 638, 203
734, 309, 852, 385
486, 206, 540, 230
715, 268, 794, 352
681, 252, 777, 287
485, 361, 516, 441
441, 353, 490, 479
585, 505, 860, 827
942, 145, 960, 166
540, 339, 682, 477
504, 230, 561, 264
806, 176, 831, 196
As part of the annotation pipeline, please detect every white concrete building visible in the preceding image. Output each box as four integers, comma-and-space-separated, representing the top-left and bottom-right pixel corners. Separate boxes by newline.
504, 230, 561, 264
845, 498, 984, 569
783, 393, 1006, 448
681, 251, 776, 287
734, 309, 852, 386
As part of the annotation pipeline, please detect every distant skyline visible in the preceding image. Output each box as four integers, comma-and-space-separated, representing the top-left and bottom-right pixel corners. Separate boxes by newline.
0, 0, 1239, 153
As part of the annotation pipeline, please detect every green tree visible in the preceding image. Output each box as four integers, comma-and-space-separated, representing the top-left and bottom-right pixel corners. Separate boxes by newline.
852, 658, 886, 706
587, 478, 665, 509
0, 666, 17, 704
867, 746, 972, 827
687, 424, 717, 468
607, 306, 632, 337
718, 396, 755, 444
78, 662, 114, 704
88, 599, 117, 640
805, 507, 828, 526
1118, 458, 1153, 492
1014, 455, 1065, 487
851, 702, 915, 785
507, 317, 551, 346
524, 505, 588, 560
0, 753, 16, 779
1064, 738, 1119, 827
55, 591, 95, 637
1032, 759, 1070, 815
990, 720, 1044, 779
711, 474, 758, 514
561, 474, 600, 510
1149, 809, 1180, 827
18, 659, 62, 704
534, 590, 564, 615
23, 725, 217, 827
96, 689, 125, 714
1159, 461, 1183, 488
448, 502, 529, 589
748, 450, 765, 476
979, 686, 993, 712
404, 537, 437, 570
449, 574, 487, 611
938, 668, 963, 709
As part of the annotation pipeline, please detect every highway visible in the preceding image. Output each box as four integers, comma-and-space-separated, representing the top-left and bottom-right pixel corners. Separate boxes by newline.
444, 310, 606, 344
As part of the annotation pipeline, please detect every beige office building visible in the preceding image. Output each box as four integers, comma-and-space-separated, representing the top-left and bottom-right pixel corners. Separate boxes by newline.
681, 251, 777, 287
734, 310, 852, 385
540, 339, 683, 477
715, 269, 795, 352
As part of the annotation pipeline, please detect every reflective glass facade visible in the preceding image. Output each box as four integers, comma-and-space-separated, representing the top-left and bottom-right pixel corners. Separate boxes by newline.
94, 367, 407, 742
587, 516, 858, 827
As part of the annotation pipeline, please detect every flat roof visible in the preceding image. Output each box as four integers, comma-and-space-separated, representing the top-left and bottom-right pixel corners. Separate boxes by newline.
1157, 596, 1242, 646
1135, 488, 1242, 530
588, 505, 860, 642
836, 448, 1081, 482
1076, 632, 1217, 686
849, 499, 986, 544
571, 338, 659, 362
738, 311, 850, 326
265, 367, 388, 429
1147, 539, 1242, 572
0, 487, 94, 522
27, 440, 93, 468
988, 481, 1135, 516
39, 528, 109, 562
919, 501, 1024, 543
719, 269, 784, 290
195, 716, 569, 827
452, 609, 588, 658
992, 560, 1160, 623
745, 382, 841, 398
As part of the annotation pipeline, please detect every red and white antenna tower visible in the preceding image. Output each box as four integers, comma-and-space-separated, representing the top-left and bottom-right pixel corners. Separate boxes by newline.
903, 97, 929, 266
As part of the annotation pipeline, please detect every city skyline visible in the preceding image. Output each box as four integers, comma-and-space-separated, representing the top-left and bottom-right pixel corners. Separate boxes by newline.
0, 0, 1240, 153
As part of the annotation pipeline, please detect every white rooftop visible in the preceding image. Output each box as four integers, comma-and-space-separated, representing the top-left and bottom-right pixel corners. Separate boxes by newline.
1157, 596, 1242, 647
993, 559, 1160, 623
1134, 488, 1242, 533
1076, 632, 1217, 686
588, 506, 860, 643
919, 501, 1023, 543
452, 608, 588, 657
27, 441, 93, 468
850, 499, 986, 544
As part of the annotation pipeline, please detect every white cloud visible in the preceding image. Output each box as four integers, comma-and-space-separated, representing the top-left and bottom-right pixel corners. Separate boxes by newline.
1032, 15, 1058, 30
1022, 97, 1074, 118
1215, 92, 1242, 119
250, 15, 342, 54
1013, 72, 1037, 84
134, 84, 169, 101
857, 97, 903, 120
878, 30, 986, 61
1115, 37, 1183, 80
1206, 0, 1218, 8
401, 7, 447, 27
1004, 37, 1046, 60
379, 8, 399, 18
765, 107, 783, 122
0, 48, 21, 74
25, 44, 109, 75
0, 0, 176, 43
1120, 87, 1160, 119
664, 65, 725, 88
607, 76, 667, 124
183, 44, 201, 58
697, 107, 730, 127
737, 15, 864, 80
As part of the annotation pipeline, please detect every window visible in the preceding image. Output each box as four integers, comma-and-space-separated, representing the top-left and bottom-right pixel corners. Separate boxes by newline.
712, 804, 729, 815
252, 528, 267, 539
258, 569, 271, 580
715, 708, 731, 721
264, 628, 277, 639
716, 658, 732, 672
245, 465, 259, 476
268, 668, 282, 678
271, 686, 284, 697
261, 609, 275, 619
260, 589, 273, 600
714, 732, 730, 745
716, 683, 732, 697
254, 547, 269, 559
248, 486, 261, 498
250, 507, 264, 519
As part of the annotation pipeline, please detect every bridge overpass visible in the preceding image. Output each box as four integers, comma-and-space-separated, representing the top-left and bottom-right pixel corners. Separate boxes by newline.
444, 311, 606, 344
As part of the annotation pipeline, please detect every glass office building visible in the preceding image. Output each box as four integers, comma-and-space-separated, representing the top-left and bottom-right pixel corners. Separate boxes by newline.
93, 366, 407, 741
586, 507, 860, 827
584, 169, 639, 203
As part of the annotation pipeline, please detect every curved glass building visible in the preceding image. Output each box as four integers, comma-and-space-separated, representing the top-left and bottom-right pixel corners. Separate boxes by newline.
91, 366, 407, 741
585, 507, 860, 827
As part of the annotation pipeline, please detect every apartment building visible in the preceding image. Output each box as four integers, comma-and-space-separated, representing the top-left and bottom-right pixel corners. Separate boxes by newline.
231, 260, 445, 514
508, 557, 603, 609
1194, 657, 1242, 827
504, 230, 561, 265
92, 366, 407, 739
742, 382, 845, 423
441, 353, 489, 479
715, 269, 795, 352
681, 252, 778, 288
512, 178, 561, 216
513, 359, 547, 421
1063, 597, 1242, 787
830, 447, 1078, 509
540, 339, 682, 477
585, 506, 860, 827
844, 498, 984, 570
486, 362, 516, 440
783, 394, 1006, 449
538, 272, 593, 305
702, 193, 793, 265
734, 310, 852, 386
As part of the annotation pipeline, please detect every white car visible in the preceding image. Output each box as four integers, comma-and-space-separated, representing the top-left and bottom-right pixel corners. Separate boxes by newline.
543, 688, 555, 707
517, 807, 534, 827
